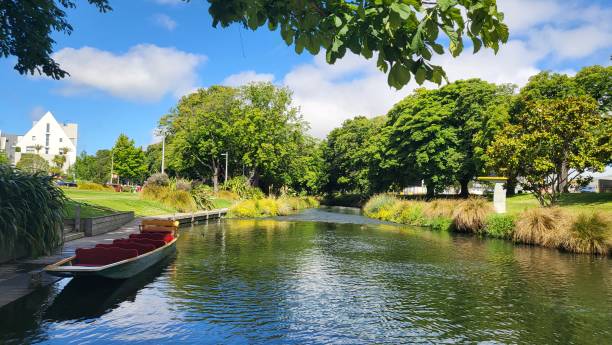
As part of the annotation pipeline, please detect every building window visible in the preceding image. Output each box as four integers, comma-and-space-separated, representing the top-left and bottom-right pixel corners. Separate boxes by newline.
45, 134, 50, 146
32, 136, 36, 140
26, 146, 35, 153
59, 138, 63, 143
46, 123, 50, 132
45, 148, 49, 154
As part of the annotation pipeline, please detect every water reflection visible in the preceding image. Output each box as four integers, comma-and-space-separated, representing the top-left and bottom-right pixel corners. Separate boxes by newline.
0, 208, 611, 344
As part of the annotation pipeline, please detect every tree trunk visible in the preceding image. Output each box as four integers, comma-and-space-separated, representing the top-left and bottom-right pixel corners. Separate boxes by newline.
459, 179, 470, 198
559, 160, 569, 193
425, 182, 435, 200
506, 176, 517, 197
248, 168, 259, 187
212, 165, 219, 193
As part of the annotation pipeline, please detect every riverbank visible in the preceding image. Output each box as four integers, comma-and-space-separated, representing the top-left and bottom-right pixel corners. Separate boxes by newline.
363, 194, 612, 256
228, 196, 319, 217
63, 189, 233, 217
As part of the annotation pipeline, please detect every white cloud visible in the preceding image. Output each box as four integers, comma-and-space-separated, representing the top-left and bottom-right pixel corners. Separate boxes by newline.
222, 71, 275, 86
283, 54, 412, 138
29, 106, 46, 121
52, 44, 205, 102
152, 14, 177, 31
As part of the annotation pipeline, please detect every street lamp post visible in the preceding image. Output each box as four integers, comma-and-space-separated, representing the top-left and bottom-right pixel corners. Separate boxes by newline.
161, 133, 166, 174
221, 152, 228, 184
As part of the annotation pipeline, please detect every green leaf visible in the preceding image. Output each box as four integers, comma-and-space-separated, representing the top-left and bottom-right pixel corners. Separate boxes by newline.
333, 15, 343, 28
389, 2, 412, 20
390, 62, 411, 87
415, 66, 426, 85
471, 36, 482, 53
295, 35, 305, 54
431, 43, 444, 54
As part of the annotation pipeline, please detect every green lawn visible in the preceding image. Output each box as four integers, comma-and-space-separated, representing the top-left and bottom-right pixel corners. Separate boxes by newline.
507, 193, 612, 215
62, 188, 234, 217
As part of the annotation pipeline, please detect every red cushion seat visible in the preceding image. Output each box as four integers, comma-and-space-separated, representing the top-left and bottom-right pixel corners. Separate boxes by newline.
130, 232, 173, 243
74, 247, 138, 266
111, 239, 156, 254
128, 237, 166, 248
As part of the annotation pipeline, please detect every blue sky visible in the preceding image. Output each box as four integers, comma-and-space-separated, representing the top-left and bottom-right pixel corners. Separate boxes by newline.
1, 0, 611, 156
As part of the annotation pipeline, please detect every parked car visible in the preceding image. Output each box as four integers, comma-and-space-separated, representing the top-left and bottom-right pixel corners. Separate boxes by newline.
579, 186, 596, 193
56, 180, 77, 187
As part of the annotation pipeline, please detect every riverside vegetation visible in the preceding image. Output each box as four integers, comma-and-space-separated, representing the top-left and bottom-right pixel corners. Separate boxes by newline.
364, 194, 612, 256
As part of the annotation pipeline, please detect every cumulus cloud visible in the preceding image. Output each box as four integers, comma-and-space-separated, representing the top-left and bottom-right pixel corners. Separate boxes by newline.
152, 13, 177, 31
222, 71, 275, 87
52, 44, 205, 101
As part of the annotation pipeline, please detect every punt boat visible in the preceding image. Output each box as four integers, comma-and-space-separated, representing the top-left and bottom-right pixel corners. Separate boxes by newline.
45, 219, 179, 279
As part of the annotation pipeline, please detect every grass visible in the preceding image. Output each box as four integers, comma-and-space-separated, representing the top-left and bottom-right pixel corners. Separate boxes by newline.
63, 188, 236, 217
63, 200, 115, 218
507, 193, 612, 216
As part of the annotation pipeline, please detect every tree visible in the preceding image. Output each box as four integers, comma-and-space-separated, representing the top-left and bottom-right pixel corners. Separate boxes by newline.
0, 0, 111, 79
387, 88, 462, 197
208, 0, 508, 89
112, 134, 147, 184
16, 153, 49, 173
436, 79, 513, 196
34, 144, 43, 155
323, 115, 388, 195
73, 150, 112, 183
51, 154, 66, 175
234, 82, 307, 191
164, 86, 240, 192
487, 96, 612, 206
145, 143, 164, 176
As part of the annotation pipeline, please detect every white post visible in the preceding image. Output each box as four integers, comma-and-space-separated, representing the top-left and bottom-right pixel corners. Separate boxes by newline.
224, 152, 228, 184
493, 182, 507, 214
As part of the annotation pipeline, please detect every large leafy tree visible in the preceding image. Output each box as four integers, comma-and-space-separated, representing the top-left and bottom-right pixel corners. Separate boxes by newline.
387, 89, 461, 197
3, 1, 507, 88
487, 96, 612, 206
0, 0, 111, 79
323, 115, 389, 195
234, 82, 307, 190
73, 150, 112, 183
437, 79, 512, 196
574, 65, 612, 113
164, 86, 240, 192
112, 134, 147, 184
209, 0, 508, 88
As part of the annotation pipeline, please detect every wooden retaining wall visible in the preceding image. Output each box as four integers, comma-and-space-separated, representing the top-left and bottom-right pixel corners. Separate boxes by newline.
82, 212, 135, 236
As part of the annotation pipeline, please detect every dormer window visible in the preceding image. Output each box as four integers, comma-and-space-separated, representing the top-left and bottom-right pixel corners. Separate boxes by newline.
59, 138, 63, 143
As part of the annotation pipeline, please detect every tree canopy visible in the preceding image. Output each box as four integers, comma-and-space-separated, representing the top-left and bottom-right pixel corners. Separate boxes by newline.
16, 153, 49, 173
487, 96, 612, 206
112, 134, 147, 184
3, 0, 507, 89
0, 0, 111, 79
209, 0, 508, 88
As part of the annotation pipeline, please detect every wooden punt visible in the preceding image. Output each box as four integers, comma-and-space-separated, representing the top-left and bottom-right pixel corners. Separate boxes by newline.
44, 235, 178, 280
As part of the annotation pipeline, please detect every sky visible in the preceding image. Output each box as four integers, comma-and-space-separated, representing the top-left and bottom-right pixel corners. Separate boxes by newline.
0, 0, 611, 158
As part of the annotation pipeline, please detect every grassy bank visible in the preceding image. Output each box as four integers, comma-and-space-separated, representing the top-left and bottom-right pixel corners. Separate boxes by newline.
62, 189, 232, 217
228, 196, 319, 218
364, 194, 612, 256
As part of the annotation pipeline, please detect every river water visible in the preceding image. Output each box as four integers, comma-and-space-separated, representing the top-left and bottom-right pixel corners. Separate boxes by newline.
1, 207, 611, 344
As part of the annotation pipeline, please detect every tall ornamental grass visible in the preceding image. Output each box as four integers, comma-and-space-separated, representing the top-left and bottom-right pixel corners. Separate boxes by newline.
452, 198, 492, 233
563, 212, 611, 255
0, 165, 66, 257
141, 184, 196, 212
363, 194, 398, 218
513, 208, 568, 248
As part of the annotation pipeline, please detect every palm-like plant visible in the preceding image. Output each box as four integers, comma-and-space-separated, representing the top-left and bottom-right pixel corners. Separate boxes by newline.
34, 144, 43, 154
0, 165, 66, 257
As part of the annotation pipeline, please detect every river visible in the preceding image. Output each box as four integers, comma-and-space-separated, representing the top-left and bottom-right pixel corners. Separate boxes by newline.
1, 207, 611, 344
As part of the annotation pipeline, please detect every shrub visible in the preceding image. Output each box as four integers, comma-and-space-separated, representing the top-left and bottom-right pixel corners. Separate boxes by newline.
452, 198, 492, 233
563, 213, 611, 255
223, 176, 264, 199
121, 185, 133, 192
276, 198, 294, 215
0, 165, 66, 257
141, 185, 196, 212
363, 194, 398, 217
191, 184, 214, 210
145, 173, 169, 187
77, 181, 113, 191
257, 198, 278, 216
229, 199, 259, 218
174, 178, 192, 192
216, 190, 239, 201
429, 217, 453, 231
395, 202, 426, 226
514, 207, 568, 248
485, 214, 515, 239
303, 196, 319, 208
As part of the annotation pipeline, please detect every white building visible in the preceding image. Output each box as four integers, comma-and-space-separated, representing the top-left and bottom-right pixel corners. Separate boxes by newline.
0, 111, 77, 171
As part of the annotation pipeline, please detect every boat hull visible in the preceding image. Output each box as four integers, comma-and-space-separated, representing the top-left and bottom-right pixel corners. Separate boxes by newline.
45, 238, 177, 280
